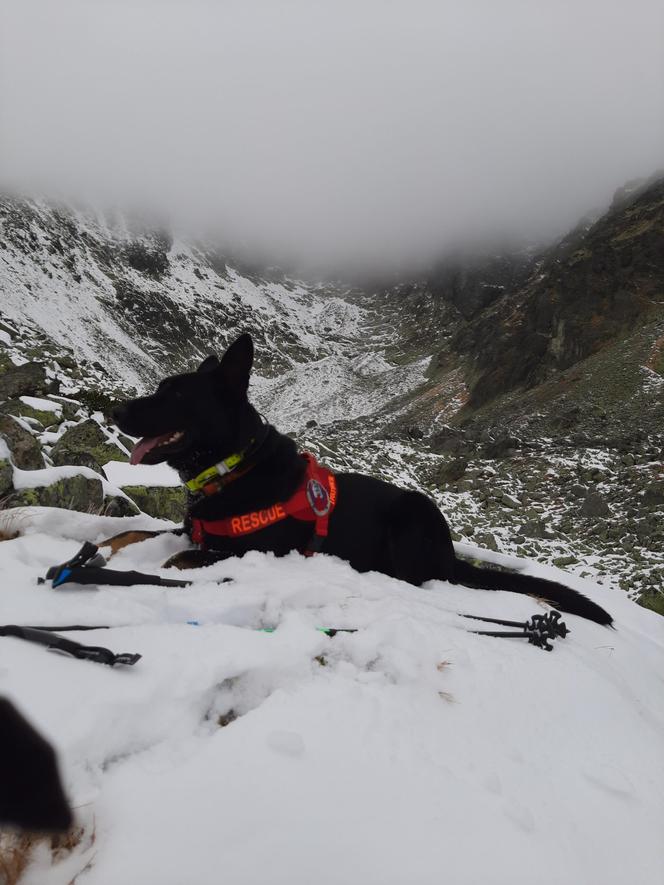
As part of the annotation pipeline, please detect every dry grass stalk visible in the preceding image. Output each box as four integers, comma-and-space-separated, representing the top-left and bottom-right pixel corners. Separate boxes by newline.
0, 831, 39, 885
0, 508, 23, 542
0, 823, 90, 885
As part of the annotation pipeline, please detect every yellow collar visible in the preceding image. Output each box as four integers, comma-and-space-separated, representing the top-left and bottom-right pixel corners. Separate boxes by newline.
185, 450, 245, 493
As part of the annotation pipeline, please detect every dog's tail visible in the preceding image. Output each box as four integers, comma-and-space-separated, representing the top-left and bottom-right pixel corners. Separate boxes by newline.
454, 559, 613, 626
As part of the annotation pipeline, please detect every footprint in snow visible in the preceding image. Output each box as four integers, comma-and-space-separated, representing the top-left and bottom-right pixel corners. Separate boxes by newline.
503, 801, 536, 833
483, 773, 502, 796
582, 764, 636, 799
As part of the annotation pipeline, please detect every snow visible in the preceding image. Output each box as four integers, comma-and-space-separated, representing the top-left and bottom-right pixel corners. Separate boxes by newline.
642, 364, 664, 393
0, 201, 427, 431
1, 508, 663, 884
103, 460, 181, 488
19, 396, 63, 415
254, 354, 427, 432
13, 464, 112, 491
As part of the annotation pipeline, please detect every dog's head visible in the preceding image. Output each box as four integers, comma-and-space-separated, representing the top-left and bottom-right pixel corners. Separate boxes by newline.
112, 333, 260, 475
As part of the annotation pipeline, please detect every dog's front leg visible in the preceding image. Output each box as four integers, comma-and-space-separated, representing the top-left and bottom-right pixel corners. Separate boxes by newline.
100, 529, 172, 556
162, 548, 235, 570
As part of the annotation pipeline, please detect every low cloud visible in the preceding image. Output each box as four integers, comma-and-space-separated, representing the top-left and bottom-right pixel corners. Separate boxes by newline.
1, 0, 663, 269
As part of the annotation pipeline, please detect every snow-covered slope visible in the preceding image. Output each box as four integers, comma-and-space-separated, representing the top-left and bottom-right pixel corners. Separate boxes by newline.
0, 198, 426, 426
1, 190, 663, 610
1, 508, 663, 884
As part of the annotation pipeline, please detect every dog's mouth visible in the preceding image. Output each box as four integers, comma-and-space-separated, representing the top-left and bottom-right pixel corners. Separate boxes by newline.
130, 430, 187, 465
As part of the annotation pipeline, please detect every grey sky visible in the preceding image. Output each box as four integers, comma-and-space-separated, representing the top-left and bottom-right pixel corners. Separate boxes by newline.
1, 0, 663, 268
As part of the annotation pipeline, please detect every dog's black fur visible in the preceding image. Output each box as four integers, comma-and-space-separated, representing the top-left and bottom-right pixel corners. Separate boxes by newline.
112, 334, 612, 625
0, 698, 73, 832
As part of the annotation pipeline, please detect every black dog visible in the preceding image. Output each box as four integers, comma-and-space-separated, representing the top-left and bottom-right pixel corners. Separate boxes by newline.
112, 334, 612, 625
0, 698, 72, 832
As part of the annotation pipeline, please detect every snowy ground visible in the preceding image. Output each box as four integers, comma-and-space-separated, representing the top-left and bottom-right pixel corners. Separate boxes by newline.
1, 508, 663, 885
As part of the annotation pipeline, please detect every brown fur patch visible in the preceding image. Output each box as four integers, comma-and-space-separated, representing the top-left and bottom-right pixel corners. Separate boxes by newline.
0, 528, 19, 542
99, 530, 165, 555
161, 549, 208, 570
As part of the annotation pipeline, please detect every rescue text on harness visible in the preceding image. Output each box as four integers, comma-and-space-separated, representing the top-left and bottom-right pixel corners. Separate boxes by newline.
190, 453, 337, 555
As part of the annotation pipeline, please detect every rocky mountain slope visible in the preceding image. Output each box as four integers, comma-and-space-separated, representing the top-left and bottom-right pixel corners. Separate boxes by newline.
0, 177, 662, 613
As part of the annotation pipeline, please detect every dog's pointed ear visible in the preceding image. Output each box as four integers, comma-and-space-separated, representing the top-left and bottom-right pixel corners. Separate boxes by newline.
197, 355, 220, 373
216, 334, 254, 394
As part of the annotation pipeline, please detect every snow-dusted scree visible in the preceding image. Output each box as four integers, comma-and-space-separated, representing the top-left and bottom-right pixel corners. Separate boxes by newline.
1, 508, 663, 884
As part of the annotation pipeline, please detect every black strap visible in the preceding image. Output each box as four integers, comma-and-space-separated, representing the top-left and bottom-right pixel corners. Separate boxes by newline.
0, 625, 141, 667
27, 624, 111, 631
305, 531, 326, 555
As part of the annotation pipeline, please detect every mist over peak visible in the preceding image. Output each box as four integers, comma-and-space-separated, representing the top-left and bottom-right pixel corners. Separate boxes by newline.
1, 0, 662, 270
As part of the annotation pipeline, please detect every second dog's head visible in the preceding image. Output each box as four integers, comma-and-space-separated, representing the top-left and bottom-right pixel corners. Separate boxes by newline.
112, 333, 261, 476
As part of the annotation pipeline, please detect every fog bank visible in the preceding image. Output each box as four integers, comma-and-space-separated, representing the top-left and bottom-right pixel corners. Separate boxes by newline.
1, 0, 662, 269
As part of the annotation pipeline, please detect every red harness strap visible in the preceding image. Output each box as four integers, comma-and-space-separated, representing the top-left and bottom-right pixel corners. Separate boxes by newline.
190, 453, 337, 556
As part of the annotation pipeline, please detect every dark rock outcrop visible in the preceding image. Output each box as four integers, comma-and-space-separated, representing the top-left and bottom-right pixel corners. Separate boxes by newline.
10, 475, 104, 513
456, 177, 664, 407
50, 420, 128, 472
0, 414, 44, 469
0, 362, 53, 400
122, 486, 186, 522
0, 458, 12, 497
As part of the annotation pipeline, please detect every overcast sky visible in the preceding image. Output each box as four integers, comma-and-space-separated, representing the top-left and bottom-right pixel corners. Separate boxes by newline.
1, 0, 662, 269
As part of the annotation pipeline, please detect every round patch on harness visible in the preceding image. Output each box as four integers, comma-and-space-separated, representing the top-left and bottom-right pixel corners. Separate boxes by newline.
306, 478, 330, 517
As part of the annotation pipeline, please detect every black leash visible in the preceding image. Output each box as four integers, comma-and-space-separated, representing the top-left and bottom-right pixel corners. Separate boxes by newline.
27, 624, 111, 631
0, 625, 141, 667
0, 622, 356, 668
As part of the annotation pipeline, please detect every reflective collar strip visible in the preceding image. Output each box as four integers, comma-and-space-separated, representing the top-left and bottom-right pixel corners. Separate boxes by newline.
185, 450, 246, 493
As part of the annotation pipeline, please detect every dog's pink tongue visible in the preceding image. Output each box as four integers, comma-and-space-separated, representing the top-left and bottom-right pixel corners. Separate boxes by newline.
130, 433, 172, 465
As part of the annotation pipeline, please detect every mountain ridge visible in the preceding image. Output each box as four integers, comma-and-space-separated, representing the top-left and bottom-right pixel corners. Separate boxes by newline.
1, 177, 663, 611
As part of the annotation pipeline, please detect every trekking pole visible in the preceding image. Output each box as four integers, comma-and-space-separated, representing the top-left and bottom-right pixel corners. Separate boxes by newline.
462, 610, 569, 638
462, 611, 570, 651
38, 542, 193, 589
468, 628, 555, 651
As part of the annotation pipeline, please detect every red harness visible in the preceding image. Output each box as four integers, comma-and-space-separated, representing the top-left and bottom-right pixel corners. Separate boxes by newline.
190, 453, 337, 556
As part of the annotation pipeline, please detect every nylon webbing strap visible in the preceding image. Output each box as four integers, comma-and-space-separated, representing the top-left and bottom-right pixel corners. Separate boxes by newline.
0, 625, 141, 667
